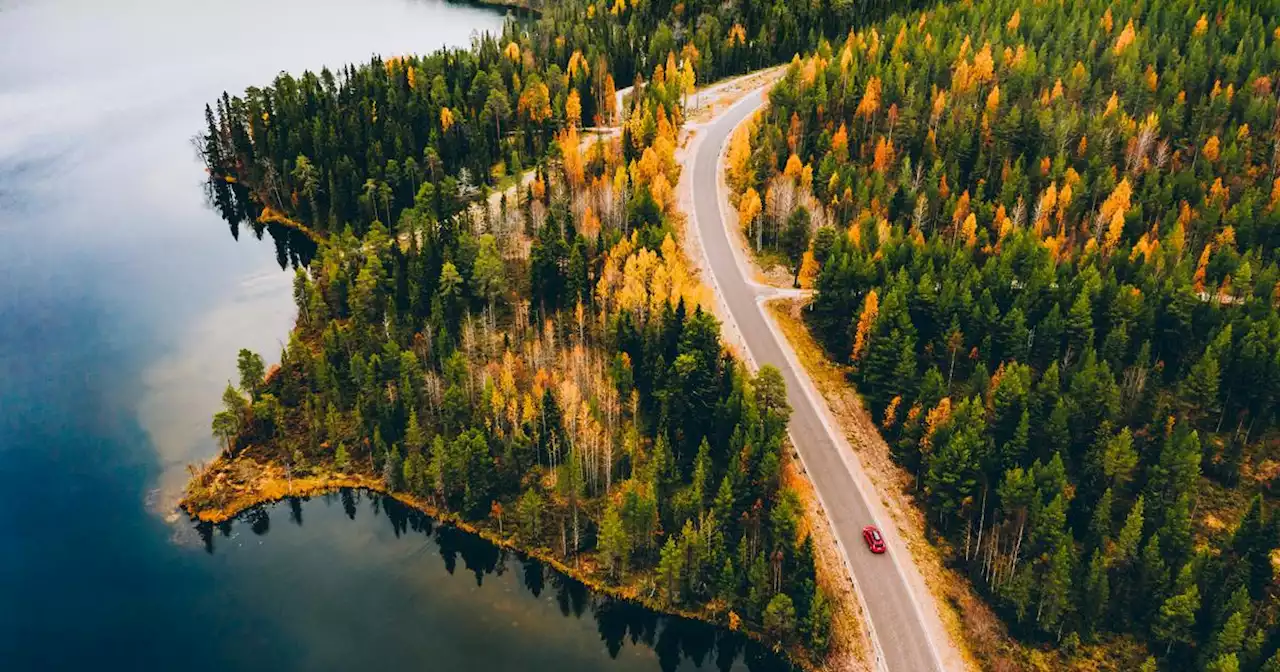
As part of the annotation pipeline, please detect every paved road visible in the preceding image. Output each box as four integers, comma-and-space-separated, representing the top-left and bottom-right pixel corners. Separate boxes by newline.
688, 88, 945, 672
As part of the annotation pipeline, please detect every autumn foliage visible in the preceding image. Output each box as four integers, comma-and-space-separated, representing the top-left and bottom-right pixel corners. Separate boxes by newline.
743, 0, 1280, 665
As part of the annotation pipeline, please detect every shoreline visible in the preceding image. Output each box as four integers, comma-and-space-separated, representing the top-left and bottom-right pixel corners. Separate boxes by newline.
468, 0, 541, 16
181, 456, 818, 671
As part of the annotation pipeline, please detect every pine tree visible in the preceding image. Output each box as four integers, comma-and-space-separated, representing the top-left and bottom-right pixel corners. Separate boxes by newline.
1044, 399, 1071, 457
1098, 427, 1138, 491
1183, 351, 1222, 424
1147, 425, 1201, 520
791, 535, 817, 618
1065, 292, 1095, 357
383, 445, 403, 491
1082, 549, 1109, 638
763, 593, 797, 642
237, 348, 266, 400
803, 586, 832, 654
516, 487, 543, 542
747, 551, 770, 619
782, 207, 812, 285
1205, 654, 1240, 672
1152, 582, 1199, 656
1037, 539, 1076, 636
658, 536, 685, 604
1089, 489, 1113, 547
1232, 496, 1275, 597
1136, 532, 1169, 625
716, 556, 739, 606
692, 438, 713, 515
403, 451, 429, 496
713, 474, 735, 531
1203, 610, 1247, 667
599, 502, 629, 579
924, 397, 983, 529
1113, 496, 1145, 565
1160, 493, 1194, 567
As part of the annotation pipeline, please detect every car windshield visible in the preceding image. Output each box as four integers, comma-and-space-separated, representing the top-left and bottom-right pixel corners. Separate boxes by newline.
871, 531, 882, 542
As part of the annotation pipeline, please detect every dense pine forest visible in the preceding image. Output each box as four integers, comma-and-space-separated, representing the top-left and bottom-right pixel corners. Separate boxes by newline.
184, 0, 947, 661
194, 74, 835, 659
734, 0, 1280, 668
200, 0, 930, 242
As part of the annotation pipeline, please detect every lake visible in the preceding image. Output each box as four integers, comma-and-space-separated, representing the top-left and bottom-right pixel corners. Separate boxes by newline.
0, 0, 787, 669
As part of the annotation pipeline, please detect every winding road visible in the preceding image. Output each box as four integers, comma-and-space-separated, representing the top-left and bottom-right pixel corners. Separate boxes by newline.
684, 87, 953, 672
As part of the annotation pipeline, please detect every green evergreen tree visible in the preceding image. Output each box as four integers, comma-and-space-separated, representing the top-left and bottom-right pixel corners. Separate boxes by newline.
1113, 496, 1145, 565
1082, 549, 1109, 639
763, 593, 797, 642
1089, 488, 1113, 547
1152, 582, 1199, 656
1037, 539, 1076, 637
658, 536, 685, 604
599, 502, 629, 580
383, 445, 403, 491
782, 207, 812, 285
237, 348, 266, 400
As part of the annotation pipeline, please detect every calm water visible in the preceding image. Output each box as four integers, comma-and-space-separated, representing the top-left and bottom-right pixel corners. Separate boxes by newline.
0, 0, 785, 669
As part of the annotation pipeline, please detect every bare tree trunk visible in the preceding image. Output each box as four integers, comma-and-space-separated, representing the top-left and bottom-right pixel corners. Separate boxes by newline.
572, 500, 580, 565
986, 526, 999, 587
964, 518, 972, 562
1009, 517, 1026, 583
974, 486, 988, 567
1216, 388, 1232, 432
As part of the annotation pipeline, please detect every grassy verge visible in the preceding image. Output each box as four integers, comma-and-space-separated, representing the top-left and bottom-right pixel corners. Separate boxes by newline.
684, 67, 786, 126
750, 248, 795, 287
781, 449, 872, 672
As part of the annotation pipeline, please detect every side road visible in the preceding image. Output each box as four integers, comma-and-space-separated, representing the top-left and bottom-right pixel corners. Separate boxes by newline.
678, 85, 965, 672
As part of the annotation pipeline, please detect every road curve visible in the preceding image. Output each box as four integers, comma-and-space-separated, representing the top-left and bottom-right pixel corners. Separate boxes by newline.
687, 87, 948, 672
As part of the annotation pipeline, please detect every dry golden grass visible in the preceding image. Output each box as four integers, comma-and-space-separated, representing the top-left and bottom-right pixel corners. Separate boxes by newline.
783, 454, 872, 672
183, 455, 381, 524
685, 67, 785, 125
257, 205, 321, 242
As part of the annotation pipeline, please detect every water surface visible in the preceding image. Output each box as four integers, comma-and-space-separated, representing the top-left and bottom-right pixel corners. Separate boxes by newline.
0, 0, 785, 669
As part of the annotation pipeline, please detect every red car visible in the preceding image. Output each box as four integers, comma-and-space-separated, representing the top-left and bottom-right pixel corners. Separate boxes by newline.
862, 525, 886, 554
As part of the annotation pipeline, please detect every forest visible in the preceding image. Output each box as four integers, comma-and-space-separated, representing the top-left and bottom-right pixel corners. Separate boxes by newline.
186, 0, 962, 661
199, 0, 931, 242
732, 0, 1280, 668
181, 0, 958, 659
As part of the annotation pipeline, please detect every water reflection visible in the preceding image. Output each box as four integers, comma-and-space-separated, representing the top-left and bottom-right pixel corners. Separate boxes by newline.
206, 175, 318, 269
198, 491, 795, 672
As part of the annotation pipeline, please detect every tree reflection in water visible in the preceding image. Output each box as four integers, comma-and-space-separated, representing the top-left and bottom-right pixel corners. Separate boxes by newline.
205, 174, 317, 270
193, 490, 796, 672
